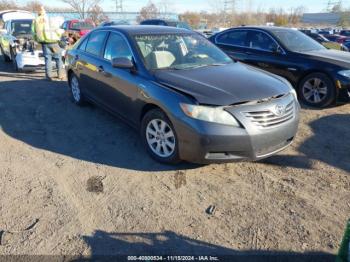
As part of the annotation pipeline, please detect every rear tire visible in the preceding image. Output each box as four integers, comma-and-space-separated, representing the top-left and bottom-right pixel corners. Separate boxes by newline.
298, 73, 336, 108
141, 109, 181, 164
69, 73, 86, 106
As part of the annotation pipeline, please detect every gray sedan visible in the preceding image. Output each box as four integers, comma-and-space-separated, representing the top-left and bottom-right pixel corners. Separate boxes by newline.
65, 26, 300, 164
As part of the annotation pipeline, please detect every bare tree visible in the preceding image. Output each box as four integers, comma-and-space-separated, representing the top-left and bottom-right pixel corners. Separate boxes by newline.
288, 6, 305, 25
208, 0, 226, 14
89, 4, 108, 25
157, 0, 173, 17
179, 12, 201, 27
137, 1, 159, 23
60, 0, 102, 19
0, 0, 18, 10
24, 0, 43, 12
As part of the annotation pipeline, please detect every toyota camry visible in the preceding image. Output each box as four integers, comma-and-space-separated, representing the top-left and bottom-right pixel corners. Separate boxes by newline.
65, 26, 300, 164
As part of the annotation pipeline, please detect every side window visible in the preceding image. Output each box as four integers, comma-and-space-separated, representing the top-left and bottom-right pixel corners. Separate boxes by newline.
85, 31, 108, 56
78, 36, 89, 51
216, 30, 248, 47
103, 33, 132, 61
248, 31, 277, 52
7, 22, 11, 33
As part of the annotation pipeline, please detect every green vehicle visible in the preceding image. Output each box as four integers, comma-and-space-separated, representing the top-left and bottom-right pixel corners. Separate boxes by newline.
337, 219, 350, 262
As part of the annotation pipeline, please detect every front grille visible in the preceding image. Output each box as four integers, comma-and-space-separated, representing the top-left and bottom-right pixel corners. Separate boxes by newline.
244, 101, 294, 129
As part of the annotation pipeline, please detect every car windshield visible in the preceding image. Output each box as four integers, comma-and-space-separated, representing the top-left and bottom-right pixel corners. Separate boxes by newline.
272, 29, 326, 52
11, 20, 32, 36
71, 22, 94, 30
133, 33, 233, 70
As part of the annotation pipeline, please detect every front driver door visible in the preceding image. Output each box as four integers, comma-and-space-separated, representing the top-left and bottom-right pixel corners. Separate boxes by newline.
97, 32, 141, 124
244, 30, 298, 84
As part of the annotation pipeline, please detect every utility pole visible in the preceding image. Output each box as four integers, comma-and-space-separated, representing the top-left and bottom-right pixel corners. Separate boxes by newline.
326, 0, 342, 12
116, 0, 123, 12
223, 0, 236, 27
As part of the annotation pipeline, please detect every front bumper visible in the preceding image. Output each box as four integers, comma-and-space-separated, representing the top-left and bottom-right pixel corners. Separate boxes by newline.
15, 50, 45, 70
174, 94, 300, 164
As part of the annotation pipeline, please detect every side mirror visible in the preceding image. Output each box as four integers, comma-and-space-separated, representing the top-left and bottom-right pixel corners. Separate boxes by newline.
111, 57, 134, 69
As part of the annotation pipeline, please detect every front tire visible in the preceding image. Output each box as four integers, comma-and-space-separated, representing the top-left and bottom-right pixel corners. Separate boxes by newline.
69, 73, 86, 106
298, 73, 336, 108
141, 109, 180, 164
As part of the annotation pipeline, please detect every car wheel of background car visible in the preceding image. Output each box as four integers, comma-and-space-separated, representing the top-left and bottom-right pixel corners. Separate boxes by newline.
0, 46, 11, 62
141, 109, 180, 164
298, 73, 336, 108
69, 73, 86, 106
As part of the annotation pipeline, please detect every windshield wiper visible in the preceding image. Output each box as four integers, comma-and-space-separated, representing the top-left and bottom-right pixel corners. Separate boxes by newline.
187, 63, 230, 69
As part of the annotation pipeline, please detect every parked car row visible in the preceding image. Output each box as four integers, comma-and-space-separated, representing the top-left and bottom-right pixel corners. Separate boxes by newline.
1, 14, 349, 164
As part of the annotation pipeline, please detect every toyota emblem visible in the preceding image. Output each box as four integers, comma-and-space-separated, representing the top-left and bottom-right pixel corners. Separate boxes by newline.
274, 105, 286, 116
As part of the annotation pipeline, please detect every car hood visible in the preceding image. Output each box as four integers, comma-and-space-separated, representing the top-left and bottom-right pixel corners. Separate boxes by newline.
154, 63, 291, 105
301, 49, 350, 67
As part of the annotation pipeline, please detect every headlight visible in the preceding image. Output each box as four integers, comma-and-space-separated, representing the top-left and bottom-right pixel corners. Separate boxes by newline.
180, 103, 240, 127
338, 70, 350, 78
290, 88, 298, 101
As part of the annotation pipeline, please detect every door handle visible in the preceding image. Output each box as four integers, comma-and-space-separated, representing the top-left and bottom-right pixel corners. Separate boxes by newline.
258, 63, 269, 68
245, 51, 254, 55
98, 65, 111, 77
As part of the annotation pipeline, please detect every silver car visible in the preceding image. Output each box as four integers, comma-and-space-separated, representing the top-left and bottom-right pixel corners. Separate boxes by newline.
66, 26, 300, 164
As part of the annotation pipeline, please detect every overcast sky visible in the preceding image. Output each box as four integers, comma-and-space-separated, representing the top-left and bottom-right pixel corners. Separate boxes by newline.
17, 0, 350, 13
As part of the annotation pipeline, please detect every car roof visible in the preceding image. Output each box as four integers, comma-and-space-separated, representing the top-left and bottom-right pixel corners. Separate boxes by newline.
100, 25, 191, 35
142, 19, 179, 22
229, 26, 298, 33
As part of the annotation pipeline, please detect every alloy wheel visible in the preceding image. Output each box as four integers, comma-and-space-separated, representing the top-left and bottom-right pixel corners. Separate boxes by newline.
71, 76, 81, 102
302, 77, 328, 104
146, 119, 176, 158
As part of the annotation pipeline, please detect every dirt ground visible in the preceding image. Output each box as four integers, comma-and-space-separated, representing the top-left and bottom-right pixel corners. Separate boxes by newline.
0, 59, 349, 261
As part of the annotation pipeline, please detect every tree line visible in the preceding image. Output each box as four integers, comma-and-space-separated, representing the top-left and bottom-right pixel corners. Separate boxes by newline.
0, 0, 316, 28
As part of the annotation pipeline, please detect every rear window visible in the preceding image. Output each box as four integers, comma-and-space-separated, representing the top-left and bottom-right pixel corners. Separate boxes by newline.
71, 22, 94, 30
217, 30, 248, 47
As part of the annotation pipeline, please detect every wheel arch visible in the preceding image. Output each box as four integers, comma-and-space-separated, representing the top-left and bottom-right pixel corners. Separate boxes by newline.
67, 69, 74, 84
297, 69, 336, 90
139, 103, 162, 122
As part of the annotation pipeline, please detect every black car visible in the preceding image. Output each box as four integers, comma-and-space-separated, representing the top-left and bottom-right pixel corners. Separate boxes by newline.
209, 26, 350, 107
340, 30, 350, 37
65, 26, 299, 164
140, 19, 192, 30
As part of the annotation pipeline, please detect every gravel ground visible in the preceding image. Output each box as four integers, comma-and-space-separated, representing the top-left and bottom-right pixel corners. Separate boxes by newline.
0, 59, 349, 261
